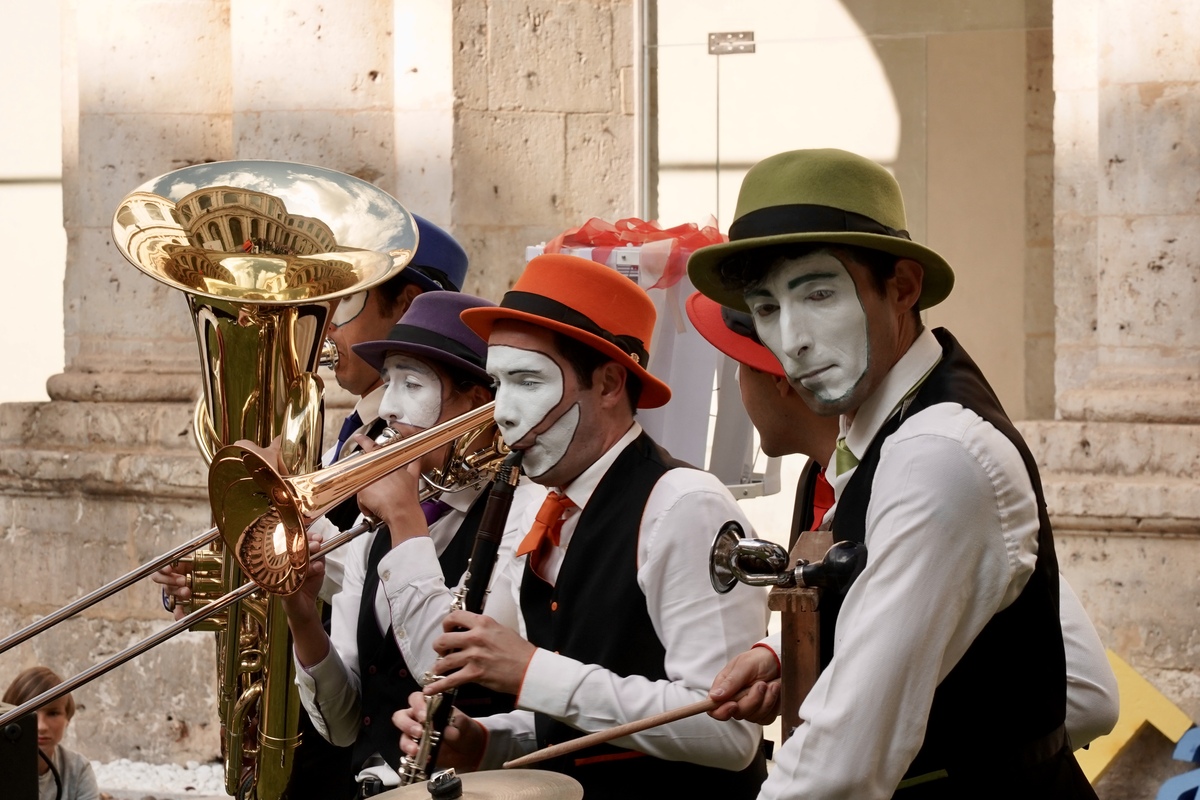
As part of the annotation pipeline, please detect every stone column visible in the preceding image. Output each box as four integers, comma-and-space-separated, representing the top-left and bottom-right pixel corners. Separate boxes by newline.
451, 0, 636, 300
0, 0, 234, 763
1019, 0, 1200, 793
0, 0, 638, 766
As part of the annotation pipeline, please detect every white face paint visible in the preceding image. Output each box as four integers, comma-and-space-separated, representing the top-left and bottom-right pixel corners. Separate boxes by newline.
378, 354, 444, 430
744, 252, 870, 408
331, 291, 368, 328
521, 405, 580, 478
486, 345, 579, 479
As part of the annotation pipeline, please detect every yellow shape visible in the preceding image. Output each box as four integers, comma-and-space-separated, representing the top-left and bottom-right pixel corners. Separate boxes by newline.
1075, 649, 1194, 783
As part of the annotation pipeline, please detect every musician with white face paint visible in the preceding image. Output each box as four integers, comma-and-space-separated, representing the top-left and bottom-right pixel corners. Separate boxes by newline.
689, 149, 1110, 799
389, 254, 771, 800
279, 291, 536, 796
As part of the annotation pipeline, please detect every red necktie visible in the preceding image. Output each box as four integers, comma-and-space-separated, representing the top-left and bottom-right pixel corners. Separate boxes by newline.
516, 491, 575, 578
810, 469, 834, 531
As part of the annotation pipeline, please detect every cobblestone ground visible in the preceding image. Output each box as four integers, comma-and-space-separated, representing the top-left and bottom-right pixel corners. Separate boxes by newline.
93, 758, 227, 800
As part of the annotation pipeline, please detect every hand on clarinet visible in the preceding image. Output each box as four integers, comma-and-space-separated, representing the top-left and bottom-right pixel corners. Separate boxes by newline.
394, 690, 485, 772
423, 609, 536, 696
708, 644, 782, 724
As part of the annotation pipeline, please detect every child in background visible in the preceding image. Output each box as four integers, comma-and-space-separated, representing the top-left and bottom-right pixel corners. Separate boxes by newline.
3, 666, 99, 800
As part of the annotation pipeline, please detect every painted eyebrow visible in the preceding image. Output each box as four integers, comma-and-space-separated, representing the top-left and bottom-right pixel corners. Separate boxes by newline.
787, 271, 840, 290
385, 360, 437, 376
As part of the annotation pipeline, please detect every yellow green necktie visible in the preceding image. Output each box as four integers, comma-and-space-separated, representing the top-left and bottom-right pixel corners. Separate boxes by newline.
834, 437, 859, 476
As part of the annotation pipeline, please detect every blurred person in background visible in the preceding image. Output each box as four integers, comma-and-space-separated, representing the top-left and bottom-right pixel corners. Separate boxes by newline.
4, 666, 100, 800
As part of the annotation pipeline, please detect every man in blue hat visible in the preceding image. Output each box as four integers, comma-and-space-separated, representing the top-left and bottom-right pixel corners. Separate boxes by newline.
155, 214, 471, 603
280, 290, 540, 796
322, 214, 473, 475
153, 215, 473, 799
688, 149, 1114, 799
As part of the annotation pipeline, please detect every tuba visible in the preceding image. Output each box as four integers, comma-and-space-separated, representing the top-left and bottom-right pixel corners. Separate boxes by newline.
112, 160, 416, 799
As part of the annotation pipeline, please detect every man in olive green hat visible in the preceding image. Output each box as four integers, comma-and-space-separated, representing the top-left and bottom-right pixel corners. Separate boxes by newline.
689, 149, 1110, 799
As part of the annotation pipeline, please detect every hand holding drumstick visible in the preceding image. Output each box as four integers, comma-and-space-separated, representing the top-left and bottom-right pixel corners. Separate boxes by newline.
503, 655, 771, 771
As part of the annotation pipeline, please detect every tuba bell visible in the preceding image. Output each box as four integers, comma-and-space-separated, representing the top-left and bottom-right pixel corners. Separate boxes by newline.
112, 160, 416, 799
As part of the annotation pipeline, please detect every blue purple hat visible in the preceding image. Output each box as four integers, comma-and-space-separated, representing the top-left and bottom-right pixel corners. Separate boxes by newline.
352, 292, 495, 384
403, 214, 470, 292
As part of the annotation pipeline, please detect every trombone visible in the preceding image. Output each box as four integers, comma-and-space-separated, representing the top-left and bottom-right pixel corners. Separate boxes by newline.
0, 401, 504, 730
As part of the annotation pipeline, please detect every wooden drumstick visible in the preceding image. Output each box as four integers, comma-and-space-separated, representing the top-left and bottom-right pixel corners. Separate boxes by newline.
502, 697, 721, 769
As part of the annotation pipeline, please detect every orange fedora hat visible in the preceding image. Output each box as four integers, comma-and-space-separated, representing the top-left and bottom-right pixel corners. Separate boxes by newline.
460, 254, 672, 408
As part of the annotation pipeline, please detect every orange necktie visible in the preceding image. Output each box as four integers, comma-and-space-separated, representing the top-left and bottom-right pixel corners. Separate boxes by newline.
516, 490, 575, 560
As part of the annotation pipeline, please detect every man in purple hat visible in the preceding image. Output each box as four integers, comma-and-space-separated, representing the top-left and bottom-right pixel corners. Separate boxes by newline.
279, 291, 541, 796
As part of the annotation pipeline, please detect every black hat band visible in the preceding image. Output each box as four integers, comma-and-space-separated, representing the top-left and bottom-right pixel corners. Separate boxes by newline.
384, 323, 485, 369
729, 203, 911, 243
501, 291, 650, 367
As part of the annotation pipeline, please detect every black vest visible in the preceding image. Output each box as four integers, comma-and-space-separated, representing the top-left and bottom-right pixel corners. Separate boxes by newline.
828, 329, 1094, 798
520, 432, 767, 800
351, 489, 514, 772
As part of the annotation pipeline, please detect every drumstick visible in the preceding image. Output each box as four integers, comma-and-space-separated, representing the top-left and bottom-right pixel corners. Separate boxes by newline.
502, 697, 720, 769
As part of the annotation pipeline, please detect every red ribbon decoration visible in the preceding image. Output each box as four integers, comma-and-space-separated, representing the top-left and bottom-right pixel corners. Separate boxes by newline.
543, 217, 726, 290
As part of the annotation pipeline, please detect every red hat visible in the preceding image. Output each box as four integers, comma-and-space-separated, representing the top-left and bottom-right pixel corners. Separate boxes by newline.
460, 254, 672, 408
685, 291, 785, 378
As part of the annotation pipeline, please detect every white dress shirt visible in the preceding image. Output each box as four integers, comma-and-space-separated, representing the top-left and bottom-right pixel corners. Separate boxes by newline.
757, 572, 1117, 750
294, 480, 522, 746
761, 328, 1106, 799
394, 423, 769, 772
310, 384, 388, 602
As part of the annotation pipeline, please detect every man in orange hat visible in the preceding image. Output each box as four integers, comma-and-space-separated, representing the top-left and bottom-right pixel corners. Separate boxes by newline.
390, 254, 770, 798
688, 149, 1114, 798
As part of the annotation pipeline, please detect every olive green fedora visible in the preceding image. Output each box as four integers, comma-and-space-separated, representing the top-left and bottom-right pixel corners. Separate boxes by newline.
687, 148, 954, 312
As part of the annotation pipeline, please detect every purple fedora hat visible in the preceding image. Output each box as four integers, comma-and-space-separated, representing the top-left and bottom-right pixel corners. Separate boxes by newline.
352, 291, 495, 384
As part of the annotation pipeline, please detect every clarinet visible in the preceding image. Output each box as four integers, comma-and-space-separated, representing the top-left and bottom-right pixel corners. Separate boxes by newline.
396, 450, 524, 785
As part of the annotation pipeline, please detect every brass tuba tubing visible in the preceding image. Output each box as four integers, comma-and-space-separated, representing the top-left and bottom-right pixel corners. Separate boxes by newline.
109, 159, 421, 800
0, 525, 221, 656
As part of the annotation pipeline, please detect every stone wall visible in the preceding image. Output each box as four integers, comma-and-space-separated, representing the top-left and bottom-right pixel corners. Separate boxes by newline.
1028, 0, 1200, 794
452, 0, 636, 300
0, 0, 636, 764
